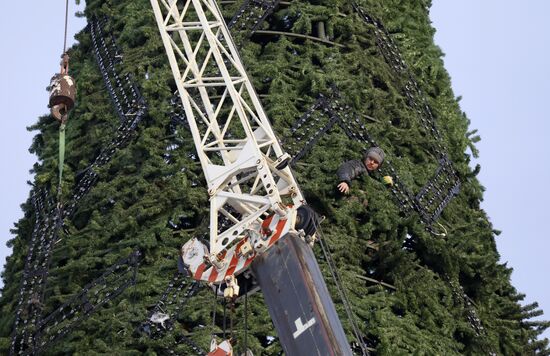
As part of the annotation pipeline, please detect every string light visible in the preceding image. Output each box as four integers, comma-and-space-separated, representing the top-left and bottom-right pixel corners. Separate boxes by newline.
12, 3, 466, 354
286, 86, 460, 230
138, 272, 205, 354
11, 16, 149, 355
64, 17, 148, 219
32, 250, 141, 354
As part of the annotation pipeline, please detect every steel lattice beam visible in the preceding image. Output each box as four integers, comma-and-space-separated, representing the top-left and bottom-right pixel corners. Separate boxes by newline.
150, 0, 303, 258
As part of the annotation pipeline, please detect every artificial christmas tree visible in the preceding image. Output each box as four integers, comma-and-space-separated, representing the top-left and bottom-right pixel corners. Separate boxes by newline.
1, 0, 548, 354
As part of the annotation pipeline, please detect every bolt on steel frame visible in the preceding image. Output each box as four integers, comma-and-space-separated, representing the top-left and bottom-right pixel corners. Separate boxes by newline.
150, 0, 304, 259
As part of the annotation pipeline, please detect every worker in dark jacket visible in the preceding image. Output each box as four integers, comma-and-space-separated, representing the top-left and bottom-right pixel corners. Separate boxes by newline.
337, 147, 392, 194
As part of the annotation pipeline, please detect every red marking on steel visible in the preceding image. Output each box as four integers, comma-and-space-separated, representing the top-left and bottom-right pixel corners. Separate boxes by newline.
261, 215, 274, 236
208, 265, 219, 283
225, 251, 241, 277
244, 255, 254, 267
205, 215, 291, 280
262, 215, 274, 228
208, 269, 218, 283
208, 347, 230, 356
268, 218, 288, 246
194, 263, 206, 280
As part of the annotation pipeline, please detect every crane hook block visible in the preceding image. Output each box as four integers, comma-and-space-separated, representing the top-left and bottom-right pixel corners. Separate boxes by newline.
223, 275, 240, 300
49, 54, 76, 122
49, 73, 76, 122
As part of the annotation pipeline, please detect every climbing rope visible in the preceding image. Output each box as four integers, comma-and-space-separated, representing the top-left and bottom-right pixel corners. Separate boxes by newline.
244, 283, 249, 355
224, 300, 228, 339
212, 285, 219, 340
212, 288, 237, 353
229, 300, 235, 342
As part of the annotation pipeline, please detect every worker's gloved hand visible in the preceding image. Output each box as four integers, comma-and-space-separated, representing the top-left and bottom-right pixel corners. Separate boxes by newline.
383, 175, 394, 186
337, 182, 350, 194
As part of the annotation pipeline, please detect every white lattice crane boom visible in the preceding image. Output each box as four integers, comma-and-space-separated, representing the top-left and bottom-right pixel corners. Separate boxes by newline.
150, 1, 352, 354
150, 0, 305, 281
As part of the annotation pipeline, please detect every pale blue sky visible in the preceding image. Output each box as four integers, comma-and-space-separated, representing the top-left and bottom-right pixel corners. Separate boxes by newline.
0, 1, 87, 289
431, 0, 550, 341
1, 0, 548, 343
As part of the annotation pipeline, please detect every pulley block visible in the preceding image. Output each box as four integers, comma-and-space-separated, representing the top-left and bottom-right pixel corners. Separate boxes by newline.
49, 73, 76, 121
49, 53, 76, 122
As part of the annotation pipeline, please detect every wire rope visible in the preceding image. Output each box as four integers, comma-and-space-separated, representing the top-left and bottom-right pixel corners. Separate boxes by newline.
315, 220, 369, 356
244, 284, 248, 355
63, 0, 69, 54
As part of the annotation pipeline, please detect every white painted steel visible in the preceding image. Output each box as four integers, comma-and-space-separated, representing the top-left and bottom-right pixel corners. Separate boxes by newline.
150, 0, 304, 259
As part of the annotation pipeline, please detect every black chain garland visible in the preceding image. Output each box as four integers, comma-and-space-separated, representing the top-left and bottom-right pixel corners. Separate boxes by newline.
228, 0, 280, 47
90, 17, 144, 124
285, 87, 460, 228
163, 94, 191, 165
11, 213, 140, 356
348, 3, 462, 225
10, 189, 45, 355
285, 95, 340, 165
10, 189, 61, 356
31, 250, 142, 355
64, 16, 148, 219
415, 156, 461, 223
11, 15, 149, 355
138, 271, 205, 355
447, 278, 496, 355
351, 2, 446, 156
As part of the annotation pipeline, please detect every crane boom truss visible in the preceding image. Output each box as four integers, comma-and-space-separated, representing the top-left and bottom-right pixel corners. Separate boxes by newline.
150, 0, 303, 259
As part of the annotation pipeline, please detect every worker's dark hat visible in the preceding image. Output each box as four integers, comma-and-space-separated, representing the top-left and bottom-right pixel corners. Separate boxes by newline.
363, 147, 385, 165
